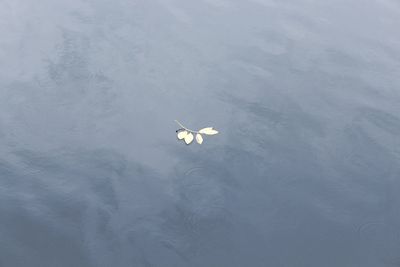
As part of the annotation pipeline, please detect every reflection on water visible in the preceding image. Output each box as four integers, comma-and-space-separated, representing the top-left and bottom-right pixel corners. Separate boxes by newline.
1, 0, 400, 266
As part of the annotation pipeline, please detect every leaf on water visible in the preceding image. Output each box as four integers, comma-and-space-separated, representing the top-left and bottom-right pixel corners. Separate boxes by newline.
199, 127, 212, 133
199, 127, 218, 135
196, 134, 203, 144
177, 130, 188, 140
184, 132, 194, 144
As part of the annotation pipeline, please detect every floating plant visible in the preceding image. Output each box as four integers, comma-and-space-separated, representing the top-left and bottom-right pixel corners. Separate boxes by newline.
175, 120, 219, 145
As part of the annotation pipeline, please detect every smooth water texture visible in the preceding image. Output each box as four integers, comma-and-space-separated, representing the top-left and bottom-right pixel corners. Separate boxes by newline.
1, 0, 400, 266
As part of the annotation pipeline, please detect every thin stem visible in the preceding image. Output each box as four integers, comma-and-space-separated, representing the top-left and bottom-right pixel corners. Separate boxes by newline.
174, 120, 199, 134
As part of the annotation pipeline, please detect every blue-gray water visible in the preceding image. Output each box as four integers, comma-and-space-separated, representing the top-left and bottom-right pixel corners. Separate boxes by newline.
1, 0, 400, 266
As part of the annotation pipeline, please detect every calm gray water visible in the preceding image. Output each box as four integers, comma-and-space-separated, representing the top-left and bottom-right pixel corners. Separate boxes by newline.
1, 0, 400, 266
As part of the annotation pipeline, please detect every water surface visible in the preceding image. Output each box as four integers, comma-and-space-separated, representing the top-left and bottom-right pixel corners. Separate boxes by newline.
1, 0, 400, 266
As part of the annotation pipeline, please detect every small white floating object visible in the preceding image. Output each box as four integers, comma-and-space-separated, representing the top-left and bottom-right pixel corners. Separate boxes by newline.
175, 120, 219, 145
195, 133, 203, 144
177, 130, 188, 140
